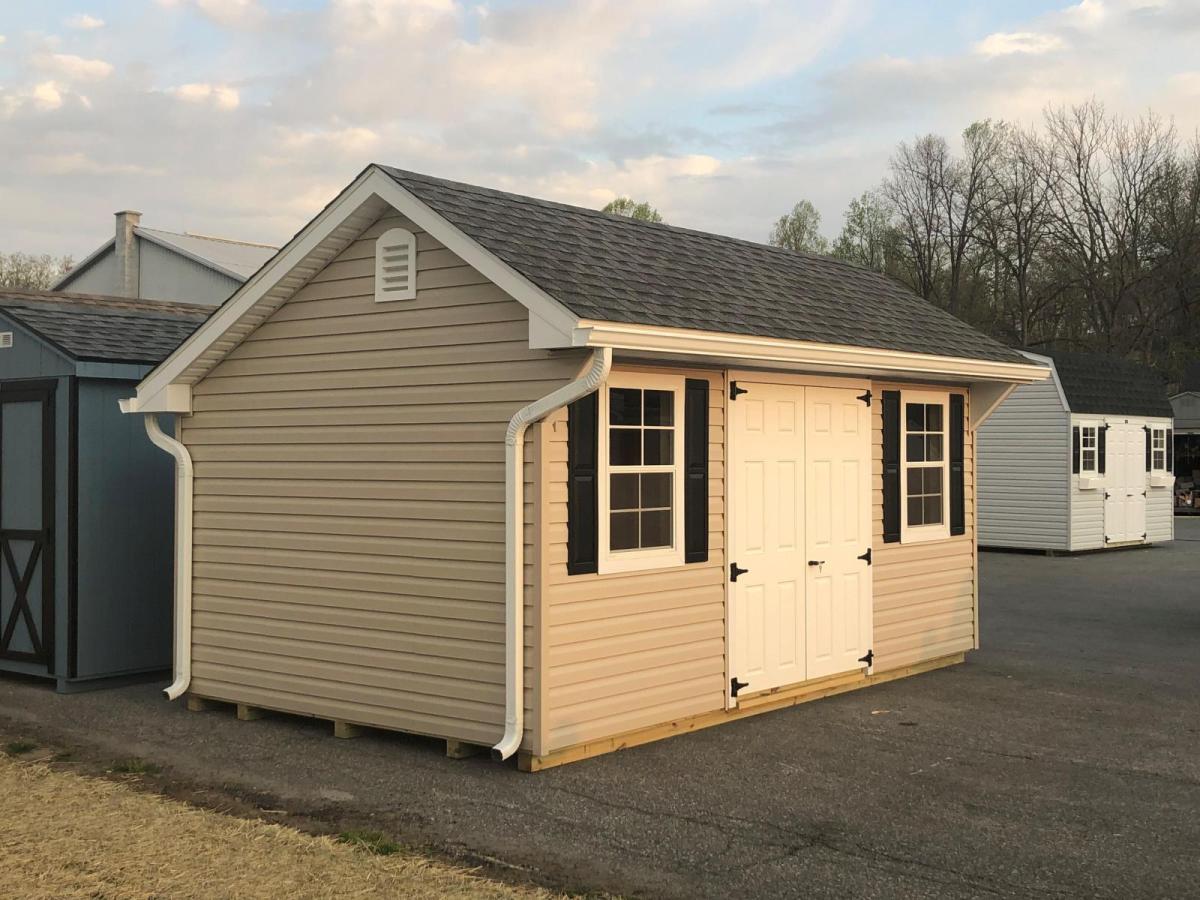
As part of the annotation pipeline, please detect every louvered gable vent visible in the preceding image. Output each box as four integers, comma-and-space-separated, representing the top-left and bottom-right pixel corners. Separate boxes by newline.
375, 227, 417, 302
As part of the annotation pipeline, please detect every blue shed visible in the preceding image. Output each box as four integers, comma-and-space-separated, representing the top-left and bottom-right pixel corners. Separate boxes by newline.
0, 289, 208, 691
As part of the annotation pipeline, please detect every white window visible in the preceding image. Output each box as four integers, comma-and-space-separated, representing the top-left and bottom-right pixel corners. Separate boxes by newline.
901, 391, 949, 543
598, 373, 686, 573
1151, 426, 1168, 472
375, 227, 417, 302
1079, 424, 1099, 475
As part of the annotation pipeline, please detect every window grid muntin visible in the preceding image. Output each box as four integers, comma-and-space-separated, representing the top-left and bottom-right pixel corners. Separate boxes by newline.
903, 400, 946, 529
607, 387, 676, 553
1151, 427, 1167, 471
1080, 425, 1098, 474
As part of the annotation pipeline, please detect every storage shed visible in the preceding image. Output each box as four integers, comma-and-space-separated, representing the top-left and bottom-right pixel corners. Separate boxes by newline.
120, 166, 1047, 769
1170, 364, 1200, 512
978, 350, 1174, 551
0, 290, 209, 690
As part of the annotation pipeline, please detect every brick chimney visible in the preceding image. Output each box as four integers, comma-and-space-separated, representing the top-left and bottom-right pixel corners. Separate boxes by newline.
114, 210, 142, 298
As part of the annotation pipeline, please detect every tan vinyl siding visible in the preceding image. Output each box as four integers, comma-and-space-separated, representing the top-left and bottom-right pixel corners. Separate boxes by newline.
182, 210, 585, 747
540, 365, 726, 753
872, 382, 976, 672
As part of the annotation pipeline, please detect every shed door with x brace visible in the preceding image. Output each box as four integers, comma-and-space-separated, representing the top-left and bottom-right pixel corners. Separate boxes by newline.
0, 382, 54, 668
729, 381, 871, 700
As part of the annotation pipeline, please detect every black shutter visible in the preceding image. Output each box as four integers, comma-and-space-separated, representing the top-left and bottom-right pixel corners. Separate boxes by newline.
949, 394, 965, 536
684, 379, 709, 563
1072, 426, 1080, 474
1145, 427, 1152, 472
1167, 429, 1174, 473
882, 390, 901, 543
1098, 426, 1107, 474
566, 391, 599, 575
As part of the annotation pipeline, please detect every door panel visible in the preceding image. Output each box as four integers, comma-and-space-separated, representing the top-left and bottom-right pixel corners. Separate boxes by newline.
804, 389, 872, 679
0, 385, 54, 667
1104, 423, 1146, 544
730, 384, 805, 695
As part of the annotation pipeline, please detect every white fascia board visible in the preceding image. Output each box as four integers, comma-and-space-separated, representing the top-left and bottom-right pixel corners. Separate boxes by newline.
119, 383, 191, 414
122, 167, 580, 414
1018, 350, 1070, 411
573, 321, 1051, 384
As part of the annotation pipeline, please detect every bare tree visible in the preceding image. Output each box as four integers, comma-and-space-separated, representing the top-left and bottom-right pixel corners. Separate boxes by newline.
975, 125, 1061, 346
883, 135, 947, 303
0, 252, 74, 290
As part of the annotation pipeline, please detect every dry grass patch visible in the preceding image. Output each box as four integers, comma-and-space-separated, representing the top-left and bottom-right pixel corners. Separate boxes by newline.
0, 755, 561, 900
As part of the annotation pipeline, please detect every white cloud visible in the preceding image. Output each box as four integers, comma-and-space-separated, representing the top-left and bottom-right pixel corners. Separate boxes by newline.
36, 53, 114, 81
31, 81, 63, 111
193, 0, 267, 28
33, 153, 158, 176
975, 31, 1065, 56
171, 83, 240, 110
65, 13, 106, 30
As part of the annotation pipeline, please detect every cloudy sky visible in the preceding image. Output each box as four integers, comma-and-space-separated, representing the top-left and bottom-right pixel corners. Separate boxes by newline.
3, 0, 1200, 259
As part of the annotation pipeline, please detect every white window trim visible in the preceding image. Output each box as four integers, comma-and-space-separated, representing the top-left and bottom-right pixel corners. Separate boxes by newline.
1078, 420, 1101, 481
597, 371, 687, 575
1150, 425, 1168, 473
900, 389, 951, 544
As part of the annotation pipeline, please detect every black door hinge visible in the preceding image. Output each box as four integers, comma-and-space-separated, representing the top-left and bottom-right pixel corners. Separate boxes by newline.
730, 562, 749, 582
730, 381, 748, 401
857, 390, 872, 407
731, 677, 749, 697
857, 548, 872, 565
859, 649, 874, 667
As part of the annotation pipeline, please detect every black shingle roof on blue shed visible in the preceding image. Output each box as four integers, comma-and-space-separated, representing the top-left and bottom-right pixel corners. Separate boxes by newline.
1043, 350, 1173, 418
0, 289, 210, 365
380, 166, 1028, 365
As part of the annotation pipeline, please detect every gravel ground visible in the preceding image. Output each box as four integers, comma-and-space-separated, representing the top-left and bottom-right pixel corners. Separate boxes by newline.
0, 518, 1196, 899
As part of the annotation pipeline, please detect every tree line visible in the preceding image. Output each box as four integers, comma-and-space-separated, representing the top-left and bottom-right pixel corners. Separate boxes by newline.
610, 101, 1200, 382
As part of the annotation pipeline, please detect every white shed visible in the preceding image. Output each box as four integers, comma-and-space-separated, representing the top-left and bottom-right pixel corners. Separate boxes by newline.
977, 350, 1174, 552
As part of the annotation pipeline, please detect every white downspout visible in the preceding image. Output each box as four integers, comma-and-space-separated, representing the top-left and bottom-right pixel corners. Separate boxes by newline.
143, 413, 195, 701
492, 347, 612, 761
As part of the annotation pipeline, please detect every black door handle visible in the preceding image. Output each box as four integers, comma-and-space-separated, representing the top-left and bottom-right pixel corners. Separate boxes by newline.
808, 560, 825, 567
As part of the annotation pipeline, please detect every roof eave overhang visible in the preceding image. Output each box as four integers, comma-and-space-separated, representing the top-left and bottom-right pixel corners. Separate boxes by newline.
571, 321, 1051, 385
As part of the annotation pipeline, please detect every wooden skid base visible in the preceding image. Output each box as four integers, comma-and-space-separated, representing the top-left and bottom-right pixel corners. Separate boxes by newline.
236, 704, 265, 722
333, 720, 363, 739
518, 653, 966, 772
445, 739, 486, 760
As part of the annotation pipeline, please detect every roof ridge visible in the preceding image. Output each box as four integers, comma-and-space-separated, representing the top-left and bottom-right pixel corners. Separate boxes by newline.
136, 226, 278, 250
0, 288, 211, 316
379, 164, 857, 269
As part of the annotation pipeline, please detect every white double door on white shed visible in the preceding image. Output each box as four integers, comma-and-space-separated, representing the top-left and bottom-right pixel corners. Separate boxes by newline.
1104, 421, 1147, 544
729, 381, 872, 700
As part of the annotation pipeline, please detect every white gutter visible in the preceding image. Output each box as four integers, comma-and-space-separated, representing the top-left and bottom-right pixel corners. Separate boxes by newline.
142, 413, 195, 701
493, 347, 612, 761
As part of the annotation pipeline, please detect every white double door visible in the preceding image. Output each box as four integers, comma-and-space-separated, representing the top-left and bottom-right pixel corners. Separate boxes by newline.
729, 381, 872, 699
1104, 421, 1147, 544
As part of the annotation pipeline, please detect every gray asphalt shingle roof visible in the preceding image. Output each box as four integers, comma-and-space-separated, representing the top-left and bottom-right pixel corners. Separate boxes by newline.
382, 166, 1028, 365
0, 289, 210, 364
1044, 350, 1173, 418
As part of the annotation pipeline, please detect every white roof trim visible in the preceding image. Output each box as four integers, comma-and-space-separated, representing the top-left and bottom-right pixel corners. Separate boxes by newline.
123, 166, 581, 413
1018, 350, 1070, 410
575, 321, 1051, 384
